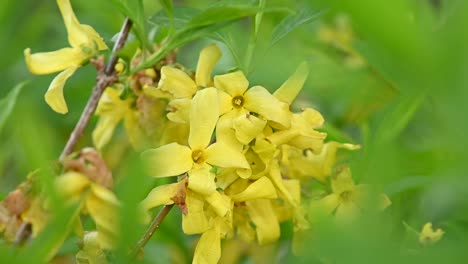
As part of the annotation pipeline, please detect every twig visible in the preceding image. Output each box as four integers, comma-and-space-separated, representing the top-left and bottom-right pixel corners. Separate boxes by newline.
14, 17, 133, 246
130, 204, 175, 258
59, 17, 133, 161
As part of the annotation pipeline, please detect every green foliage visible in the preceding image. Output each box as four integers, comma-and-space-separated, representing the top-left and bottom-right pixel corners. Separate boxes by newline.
0, 82, 26, 134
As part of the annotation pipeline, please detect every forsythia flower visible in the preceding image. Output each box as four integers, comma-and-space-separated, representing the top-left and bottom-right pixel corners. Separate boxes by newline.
24, 0, 107, 114
309, 166, 391, 221
56, 172, 119, 249
419, 222, 444, 246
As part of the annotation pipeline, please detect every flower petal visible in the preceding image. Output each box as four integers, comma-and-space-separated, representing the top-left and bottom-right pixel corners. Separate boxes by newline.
92, 115, 121, 150
246, 199, 280, 244
141, 143, 193, 177
231, 177, 277, 202
195, 44, 222, 87
140, 182, 181, 210
188, 165, 216, 196
273, 62, 309, 104
167, 98, 191, 124
243, 86, 291, 127
24, 48, 83, 75
309, 193, 340, 216
214, 71, 249, 97
44, 66, 78, 114
331, 166, 356, 194
204, 142, 249, 169
87, 185, 120, 233
232, 113, 267, 145
204, 191, 231, 217
55, 172, 90, 198
182, 190, 209, 234
158, 66, 197, 98
189, 88, 219, 150
193, 223, 221, 264
57, 0, 107, 50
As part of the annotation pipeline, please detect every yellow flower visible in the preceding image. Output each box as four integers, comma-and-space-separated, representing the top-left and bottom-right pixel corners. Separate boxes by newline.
419, 222, 444, 246
92, 87, 144, 150
157, 44, 222, 99
56, 172, 119, 249
24, 0, 107, 114
281, 142, 360, 182
75, 231, 109, 264
142, 88, 249, 196
310, 167, 391, 221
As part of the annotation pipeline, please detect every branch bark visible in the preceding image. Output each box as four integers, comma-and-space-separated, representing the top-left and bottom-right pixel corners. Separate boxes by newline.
15, 18, 133, 246
130, 204, 175, 259
59, 17, 133, 161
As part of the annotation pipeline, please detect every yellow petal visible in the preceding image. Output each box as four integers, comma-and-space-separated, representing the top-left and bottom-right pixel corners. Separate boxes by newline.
246, 199, 280, 244
195, 44, 222, 87
75, 231, 109, 264
142, 143, 193, 177
231, 177, 277, 202
57, 0, 107, 50
331, 166, 356, 194
182, 190, 209, 234
188, 165, 216, 196
204, 191, 231, 217
204, 142, 249, 169
86, 185, 120, 233
419, 223, 444, 245
44, 66, 78, 114
123, 110, 146, 150
214, 71, 249, 97
189, 88, 219, 150
243, 86, 291, 127
140, 182, 181, 210
158, 66, 197, 98
193, 224, 221, 264
92, 115, 121, 150
309, 193, 340, 217
232, 113, 267, 145
215, 111, 243, 151
55, 172, 90, 198
268, 162, 297, 206
167, 98, 191, 123
273, 62, 309, 104
334, 201, 359, 222
24, 47, 83, 75
217, 90, 233, 115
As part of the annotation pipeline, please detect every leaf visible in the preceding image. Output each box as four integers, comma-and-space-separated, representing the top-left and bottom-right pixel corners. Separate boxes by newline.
159, 0, 174, 18
0, 81, 26, 134
271, 8, 323, 46
108, 0, 149, 48
132, 5, 260, 72
377, 91, 426, 142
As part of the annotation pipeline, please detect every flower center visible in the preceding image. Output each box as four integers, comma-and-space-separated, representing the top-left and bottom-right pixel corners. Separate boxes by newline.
191, 150, 205, 164
340, 191, 352, 201
232, 95, 244, 108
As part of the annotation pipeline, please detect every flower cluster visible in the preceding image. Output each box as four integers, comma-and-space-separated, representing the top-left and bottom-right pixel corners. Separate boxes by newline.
95, 44, 382, 263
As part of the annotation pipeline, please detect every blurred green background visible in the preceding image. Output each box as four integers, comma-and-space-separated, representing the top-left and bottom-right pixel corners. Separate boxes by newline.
1, 0, 468, 263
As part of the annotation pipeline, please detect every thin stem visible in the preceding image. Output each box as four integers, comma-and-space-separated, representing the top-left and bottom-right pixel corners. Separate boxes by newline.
130, 204, 175, 258
15, 18, 133, 246
243, 0, 266, 74
59, 18, 133, 161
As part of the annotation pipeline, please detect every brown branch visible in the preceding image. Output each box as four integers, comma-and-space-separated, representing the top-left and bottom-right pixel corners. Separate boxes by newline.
130, 204, 175, 259
59, 17, 133, 161
14, 18, 133, 246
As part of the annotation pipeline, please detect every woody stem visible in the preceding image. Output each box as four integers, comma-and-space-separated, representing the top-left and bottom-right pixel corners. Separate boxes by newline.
59, 17, 133, 161
130, 204, 175, 258
14, 18, 133, 246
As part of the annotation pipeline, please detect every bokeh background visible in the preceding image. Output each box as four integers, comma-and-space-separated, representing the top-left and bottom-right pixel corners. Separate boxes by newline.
1, 0, 468, 263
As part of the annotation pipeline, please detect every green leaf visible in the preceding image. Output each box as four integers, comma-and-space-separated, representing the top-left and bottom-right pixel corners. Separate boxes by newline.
0, 81, 26, 134
109, 0, 149, 48
159, 0, 173, 18
271, 8, 323, 46
133, 5, 260, 72
377, 91, 426, 142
